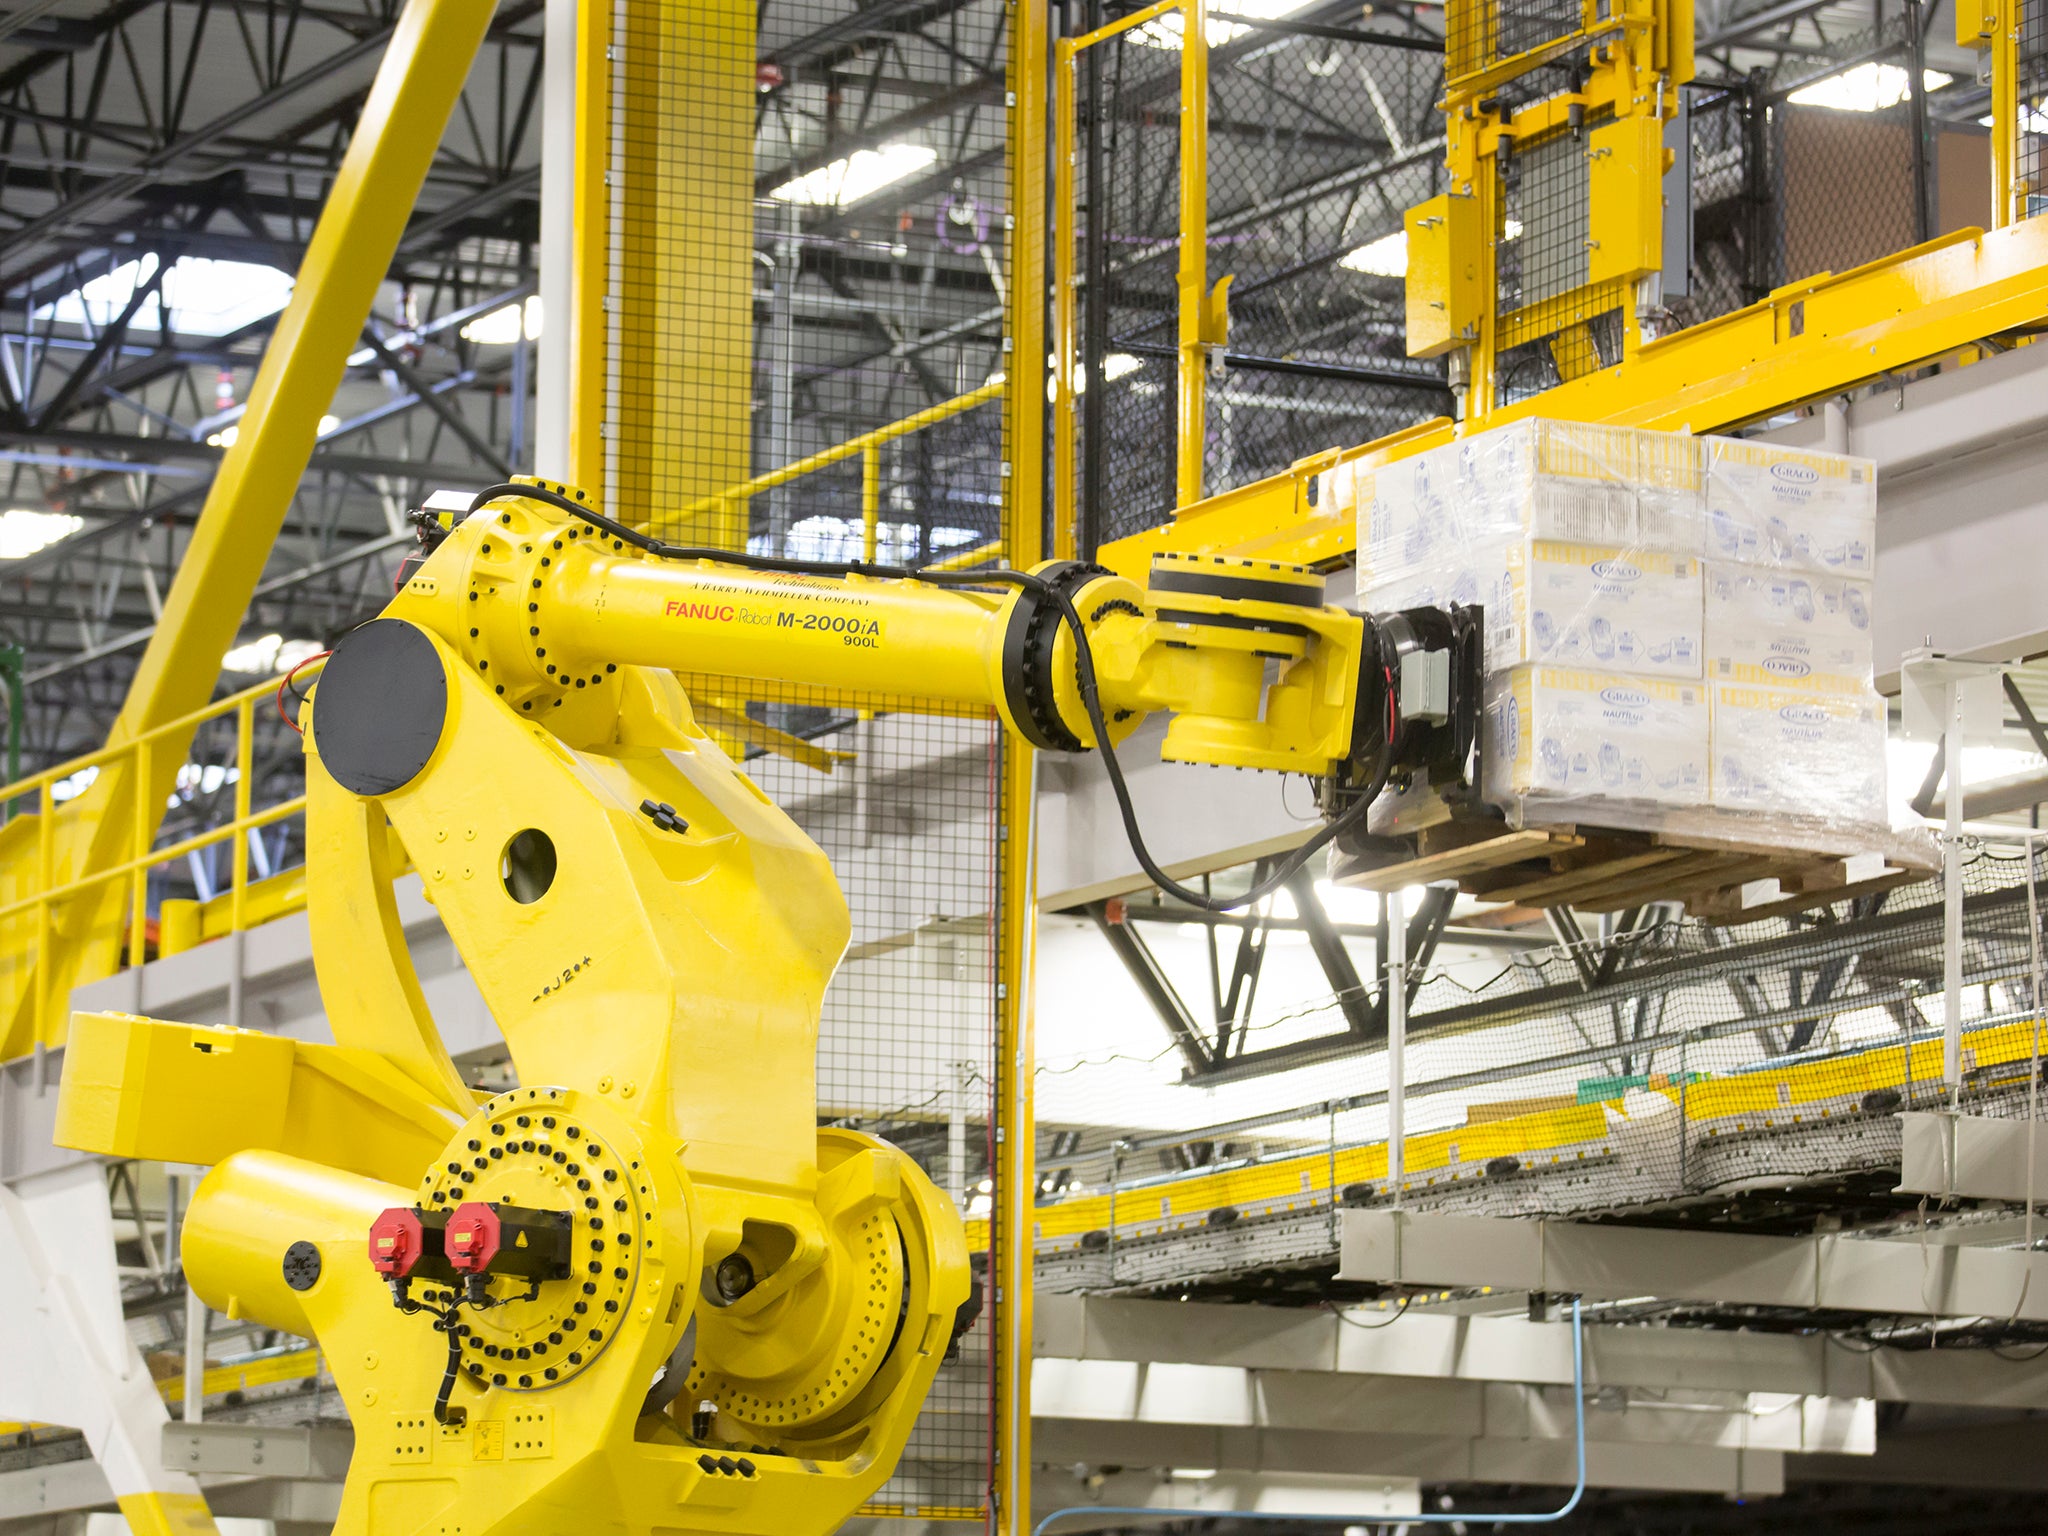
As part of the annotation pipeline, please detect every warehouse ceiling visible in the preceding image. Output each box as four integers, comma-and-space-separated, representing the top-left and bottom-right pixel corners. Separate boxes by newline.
0, 0, 2003, 780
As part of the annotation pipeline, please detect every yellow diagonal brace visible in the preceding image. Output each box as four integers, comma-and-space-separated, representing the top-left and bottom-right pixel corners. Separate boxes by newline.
0, 0, 499, 1053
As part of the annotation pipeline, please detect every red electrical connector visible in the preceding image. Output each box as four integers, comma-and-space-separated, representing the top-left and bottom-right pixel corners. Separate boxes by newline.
444, 1202, 502, 1274
368, 1206, 455, 1281
446, 1201, 573, 1280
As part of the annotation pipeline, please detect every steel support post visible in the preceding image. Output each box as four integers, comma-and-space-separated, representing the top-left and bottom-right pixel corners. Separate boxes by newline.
535, 0, 577, 475
1995, 0, 2021, 227
1386, 884, 1406, 1200
1176, 0, 1209, 508
0, 0, 502, 1057
997, 0, 1048, 1526
1946, 680, 1966, 1089
1907, 0, 1935, 244
566, 0, 611, 493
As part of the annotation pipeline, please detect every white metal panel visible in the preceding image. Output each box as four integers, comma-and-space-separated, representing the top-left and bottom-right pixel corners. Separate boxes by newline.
0, 1165, 205, 1507
1134, 1363, 1255, 1427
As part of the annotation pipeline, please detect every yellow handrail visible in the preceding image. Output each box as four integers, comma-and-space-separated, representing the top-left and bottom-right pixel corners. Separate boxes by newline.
1053, 0, 1210, 557
924, 539, 1005, 573
0, 663, 323, 1051
669, 377, 1005, 555
0, 664, 317, 810
0, 389, 1010, 1009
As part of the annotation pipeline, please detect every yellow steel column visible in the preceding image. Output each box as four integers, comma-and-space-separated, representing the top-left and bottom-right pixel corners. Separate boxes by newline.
1176, 0, 1208, 506
1995, 0, 2020, 227
566, 0, 611, 491
0, 0, 499, 1055
605, 0, 754, 545
998, 0, 1047, 1527
1051, 36, 1080, 560
862, 444, 883, 562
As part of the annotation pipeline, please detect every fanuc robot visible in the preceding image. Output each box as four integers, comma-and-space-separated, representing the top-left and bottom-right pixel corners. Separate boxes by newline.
55, 478, 1481, 1536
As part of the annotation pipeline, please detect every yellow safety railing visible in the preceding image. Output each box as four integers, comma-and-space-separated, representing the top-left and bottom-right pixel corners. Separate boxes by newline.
0, 398, 1013, 1008
0, 663, 322, 1049
1052, 0, 1217, 558
668, 377, 1008, 567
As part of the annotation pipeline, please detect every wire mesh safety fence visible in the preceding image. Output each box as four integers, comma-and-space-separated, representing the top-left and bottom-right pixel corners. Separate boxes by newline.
1026, 841, 2046, 1303
1068, 13, 1450, 549
608, 0, 1011, 561
601, 0, 1020, 1515
1664, 82, 1768, 331
2020, 0, 2048, 221
698, 681, 1004, 1519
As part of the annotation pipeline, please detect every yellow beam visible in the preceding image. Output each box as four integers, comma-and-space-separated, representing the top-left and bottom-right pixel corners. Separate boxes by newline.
1176, 0, 1209, 508
1101, 218, 2048, 580
607, 0, 755, 543
999, 0, 1048, 1524
0, 0, 498, 1055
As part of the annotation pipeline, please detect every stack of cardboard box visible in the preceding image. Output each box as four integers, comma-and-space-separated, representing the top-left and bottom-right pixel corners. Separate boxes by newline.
1327, 419, 1884, 833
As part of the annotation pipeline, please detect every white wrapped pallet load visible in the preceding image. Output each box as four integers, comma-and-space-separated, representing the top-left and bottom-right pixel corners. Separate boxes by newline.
1710, 682, 1888, 826
1356, 419, 1701, 590
1703, 437, 1875, 575
1369, 539, 1702, 679
1483, 666, 1709, 810
1704, 561, 1873, 685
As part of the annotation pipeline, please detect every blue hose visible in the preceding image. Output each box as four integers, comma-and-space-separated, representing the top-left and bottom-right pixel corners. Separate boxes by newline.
1031, 1298, 1586, 1534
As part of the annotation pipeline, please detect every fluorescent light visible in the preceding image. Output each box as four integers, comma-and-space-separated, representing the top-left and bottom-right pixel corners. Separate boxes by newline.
1983, 106, 2048, 134
461, 295, 543, 345
222, 633, 323, 675
1341, 230, 1408, 278
0, 508, 83, 558
770, 143, 937, 207
209, 413, 340, 449
1131, 0, 1313, 47
1046, 350, 1144, 401
36, 255, 292, 337
424, 488, 479, 512
51, 765, 99, 802
1790, 62, 1950, 113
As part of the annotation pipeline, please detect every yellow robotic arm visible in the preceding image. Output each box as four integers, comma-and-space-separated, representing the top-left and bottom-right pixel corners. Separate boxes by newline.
54, 477, 1482, 1536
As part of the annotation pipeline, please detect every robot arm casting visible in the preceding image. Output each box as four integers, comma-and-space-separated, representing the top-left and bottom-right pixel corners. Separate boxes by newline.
54, 477, 1481, 1536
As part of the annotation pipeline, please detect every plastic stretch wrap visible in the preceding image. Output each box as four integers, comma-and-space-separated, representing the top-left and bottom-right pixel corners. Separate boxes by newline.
1484, 668, 1708, 808
1344, 420, 1889, 844
1705, 437, 1876, 576
1704, 562, 1872, 683
1371, 539, 1703, 679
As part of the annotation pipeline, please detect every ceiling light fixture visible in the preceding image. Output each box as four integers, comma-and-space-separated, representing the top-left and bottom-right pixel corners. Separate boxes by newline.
770, 143, 938, 207
37, 255, 293, 337
0, 509, 84, 559
1789, 62, 1950, 113
460, 295, 544, 345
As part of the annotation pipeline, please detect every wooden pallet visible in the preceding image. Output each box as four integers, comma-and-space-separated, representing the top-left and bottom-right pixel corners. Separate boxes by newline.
1330, 813, 1932, 922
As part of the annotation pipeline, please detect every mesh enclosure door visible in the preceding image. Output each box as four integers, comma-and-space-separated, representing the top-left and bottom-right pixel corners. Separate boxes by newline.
668, 683, 1003, 1520
589, 0, 1018, 1518
2021, 0, 2048, 220
595, 0, 1010, 564
1065, 15, 1451, 550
